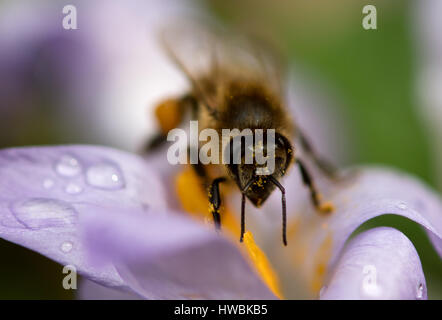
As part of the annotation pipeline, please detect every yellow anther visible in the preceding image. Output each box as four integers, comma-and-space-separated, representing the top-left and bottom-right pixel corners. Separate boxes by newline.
242, 232, 283, 299
175, 167, 239, 235
175, 167, 283, 299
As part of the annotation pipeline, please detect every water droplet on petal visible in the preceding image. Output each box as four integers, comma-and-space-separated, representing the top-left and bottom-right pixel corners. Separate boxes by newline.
43, 179, 54, 189
61, 241, 73, 253
86, 163, 125, 190
55, 155, 82, 177
10, 198, 77, 230
65, 183, 82, 195
416, 283, 424, 299
397, 202, 407, 210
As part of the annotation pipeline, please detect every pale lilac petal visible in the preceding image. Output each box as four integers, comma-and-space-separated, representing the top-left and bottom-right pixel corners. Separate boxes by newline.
0, 145, 167, 289
320, 227, 426, 300
78, 279, 141, 300
0, 145, 275, 299
239, 167, 442, 253
322, 167, 442, 267
241, 166, 442, 298
81, 207, 277, 300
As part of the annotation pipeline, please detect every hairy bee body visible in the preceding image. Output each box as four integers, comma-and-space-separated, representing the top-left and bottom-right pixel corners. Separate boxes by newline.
185, 75, 295, 205
195, 76, 295, 155
196, 77, 292, 129
148, 22, 336, 244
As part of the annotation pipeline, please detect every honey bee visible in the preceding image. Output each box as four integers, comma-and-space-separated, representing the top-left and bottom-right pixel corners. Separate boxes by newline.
146, 23, 337, 245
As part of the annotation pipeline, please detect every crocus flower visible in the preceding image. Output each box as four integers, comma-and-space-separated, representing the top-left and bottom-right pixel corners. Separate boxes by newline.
1, 0, 441, 300
0, 144, 440, 300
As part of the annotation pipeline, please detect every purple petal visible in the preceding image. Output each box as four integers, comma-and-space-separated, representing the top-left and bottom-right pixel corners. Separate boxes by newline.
81, 207, 277, 300
78, 279, 141, 300
236, 166, 442, 258
0, 145, 167, 289
320, 227, 426, 300
237, 166, 442, 298
0, 0, 194, 151
0, 145, 275, 299
323, 167, 442, 267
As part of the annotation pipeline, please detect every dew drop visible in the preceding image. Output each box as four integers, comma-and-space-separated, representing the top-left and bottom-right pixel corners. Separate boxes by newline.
416, 283, 424, 299
86, 163, 125, 190
43, 179, 54, 189
397, 202, 408, 210
65, 183, 82, 195
61, 241, 73, 253
55, 155, 82, 177
10, 198, 77, 229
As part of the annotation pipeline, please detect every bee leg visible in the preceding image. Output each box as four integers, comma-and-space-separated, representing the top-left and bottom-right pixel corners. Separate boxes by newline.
143, 132, 168, 152
297, 159, 334, 214
208, 177, 227, 231
240, 193, 246, 243
142, 94, 197, 153
190, 162, 226, 231
298, 129, 338, 179
240, 178, 255, 243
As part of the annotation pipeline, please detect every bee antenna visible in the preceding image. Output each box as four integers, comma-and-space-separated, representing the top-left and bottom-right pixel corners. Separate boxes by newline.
269, 175, 287, 246
240, 178, 255, 243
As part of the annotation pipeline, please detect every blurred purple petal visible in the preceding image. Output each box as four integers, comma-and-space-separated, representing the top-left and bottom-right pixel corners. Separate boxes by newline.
0, 145, 167, 289
320, 227, 426, 300
81, 207, 277, 300
0, 0, 193, 150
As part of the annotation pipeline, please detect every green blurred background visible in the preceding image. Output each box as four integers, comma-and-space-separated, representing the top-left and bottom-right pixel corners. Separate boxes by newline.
0, 0, 441, 299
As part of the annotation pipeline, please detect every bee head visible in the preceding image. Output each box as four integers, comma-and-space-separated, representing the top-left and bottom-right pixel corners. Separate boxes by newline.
225, 131, 293, 207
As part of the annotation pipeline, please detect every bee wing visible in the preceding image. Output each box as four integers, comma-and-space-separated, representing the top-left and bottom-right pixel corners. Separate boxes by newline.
160, 20, 286, 112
